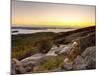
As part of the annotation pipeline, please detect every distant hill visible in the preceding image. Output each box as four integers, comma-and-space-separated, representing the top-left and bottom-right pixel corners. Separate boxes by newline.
54, 26, 95, 44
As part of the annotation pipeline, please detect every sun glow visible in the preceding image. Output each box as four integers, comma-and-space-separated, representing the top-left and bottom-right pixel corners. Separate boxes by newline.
12, 1, 96, 28
12, 16, 95, 27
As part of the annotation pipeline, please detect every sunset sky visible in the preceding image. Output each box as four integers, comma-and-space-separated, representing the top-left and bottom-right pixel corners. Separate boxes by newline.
12, 0, 96, 28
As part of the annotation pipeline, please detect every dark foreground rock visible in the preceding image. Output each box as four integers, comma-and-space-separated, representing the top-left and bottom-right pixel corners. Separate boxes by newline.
81, 46, 96, 69
62, 46, 96, 71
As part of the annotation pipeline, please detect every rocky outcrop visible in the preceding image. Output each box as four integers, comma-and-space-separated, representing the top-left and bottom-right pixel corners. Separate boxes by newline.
54, 26, 95, 45
46, 44, 71, 56
62, 46, 96, 70
67, 32, 95, 61
11, 43, 96, 74
11, 40, 96, 74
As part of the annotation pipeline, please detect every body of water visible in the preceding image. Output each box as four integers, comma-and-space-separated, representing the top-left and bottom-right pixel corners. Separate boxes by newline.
12, 28, 75, 35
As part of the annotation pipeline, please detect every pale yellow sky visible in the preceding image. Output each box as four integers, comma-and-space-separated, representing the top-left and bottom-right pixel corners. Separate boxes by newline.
12, 0, 96, 27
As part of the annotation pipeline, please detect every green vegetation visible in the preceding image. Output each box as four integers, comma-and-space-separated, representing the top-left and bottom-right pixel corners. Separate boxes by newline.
33, 55, 66, 72
12, 32, 56, 60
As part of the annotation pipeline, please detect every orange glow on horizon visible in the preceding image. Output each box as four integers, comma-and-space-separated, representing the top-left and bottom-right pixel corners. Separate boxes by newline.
12, 1, 96, 28
12, 17, 95, 27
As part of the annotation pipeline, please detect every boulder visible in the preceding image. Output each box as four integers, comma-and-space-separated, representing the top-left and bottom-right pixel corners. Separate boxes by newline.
81, 46, 96, 69
20, 53, 45, 72
67, 32, 95, 61
11, 58, 26, 74
54, 44, 72, 55
61, 58, 73, 70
